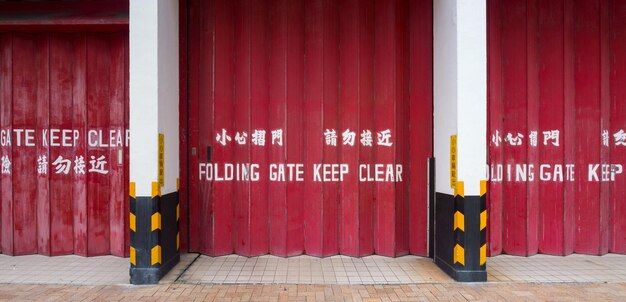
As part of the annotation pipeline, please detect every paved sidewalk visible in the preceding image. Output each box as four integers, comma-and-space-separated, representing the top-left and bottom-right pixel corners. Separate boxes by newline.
179, 253, 626, 285
178, 255, 451, 285
0, 254, 128, 285
488, 253, 626, 283
0, 252, 197, 285
0, 253, 625, 301
0, 282, 625, 301
2, 253, 625, 285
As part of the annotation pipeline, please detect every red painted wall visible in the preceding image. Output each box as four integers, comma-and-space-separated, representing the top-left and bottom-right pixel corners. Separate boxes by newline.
183, 0, 433, 257
488, 0, 626, 256
0, 32, 129, 256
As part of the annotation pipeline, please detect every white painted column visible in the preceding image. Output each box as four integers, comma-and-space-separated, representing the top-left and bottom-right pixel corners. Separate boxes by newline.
434, 0, 486, 195
130, 0, 179, 197
433, 0, 488, 282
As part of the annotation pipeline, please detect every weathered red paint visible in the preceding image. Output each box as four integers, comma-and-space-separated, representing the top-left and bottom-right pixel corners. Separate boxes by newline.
12, 34, 40, 255
320, 0, 340, 257
536, 0, 566, 255
394, 0, 410, 256
285, 0, 306, 257
356, 0, 376, 257
408, 0, 433, 257
49, 34, 72, 256
249, 0, 271, 256
36, 34, 51, 256
338, 0, 360, 257
610, 0, 626, 254
0, 32, 129, 256
500, 0, 530, 256
72, 33, 89, 256
562, 0, 576, 255
525, 0, 540, 256
374, 0, 400, 257
213, 0, 235, 256
185, 0, 433, 257
233, 0, 253, 256
488, 0, 626, 256
35, 33, 51, 255
303, 0, 325, 257
87, 34, 110, 256
109, 32, 126, 257
303, 0, 342, 257
0, 33, 14, 255
574, 0, 602, 255
487, 0, 503, 256
186, 0, 203, 254
231, 0, 274, 256
123, 35, 131, 258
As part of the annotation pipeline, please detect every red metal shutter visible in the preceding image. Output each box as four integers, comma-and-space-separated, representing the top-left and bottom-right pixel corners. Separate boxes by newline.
184, 0, 433, 257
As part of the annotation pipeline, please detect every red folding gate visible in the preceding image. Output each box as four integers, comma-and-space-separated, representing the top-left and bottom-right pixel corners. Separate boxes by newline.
0, 32, 129, 256
181, 0, 433, 257
488, 0, 626, 256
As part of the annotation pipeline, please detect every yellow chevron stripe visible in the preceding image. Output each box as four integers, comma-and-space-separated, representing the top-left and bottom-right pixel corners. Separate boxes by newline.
130, 213, 136, 232
151, 245, 162, 265
480, 180, 487, 197
151, 212, 161, 231
177, 232, 180, 251
480, 210, 487, 231
151, 181, 160, 198
480, 244, 487, 266
453, 244, 465, 266
130, 247, 136, 266
454, 211, 465, 232
176, 204, 180, 221
455, 181, 464, 198
129, 182, 136, 199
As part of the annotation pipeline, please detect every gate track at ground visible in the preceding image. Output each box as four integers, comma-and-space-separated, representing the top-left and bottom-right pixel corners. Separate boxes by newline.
173, 253, 201, 283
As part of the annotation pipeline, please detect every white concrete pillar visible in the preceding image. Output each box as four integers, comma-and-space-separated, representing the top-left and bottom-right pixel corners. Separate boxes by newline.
433, 0, 487, 282
130, 0, 179, 197
434, 0, 486, 197
129, 0, 180, 284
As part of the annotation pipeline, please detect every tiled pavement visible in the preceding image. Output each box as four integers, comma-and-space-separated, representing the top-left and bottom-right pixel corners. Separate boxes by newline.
0, 253, 625, 301
178, 255, 451, 285
0, 254, 128, 285
0, 282, 625, 301
179, 253, 626, 285
488, 253, 626, 283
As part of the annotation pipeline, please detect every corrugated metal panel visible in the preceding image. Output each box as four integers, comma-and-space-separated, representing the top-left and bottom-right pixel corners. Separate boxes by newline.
609, 0, 626, 254
488, 0, 626, 256
0, 32, 129, 256
185, 0, 433, 257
